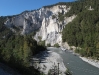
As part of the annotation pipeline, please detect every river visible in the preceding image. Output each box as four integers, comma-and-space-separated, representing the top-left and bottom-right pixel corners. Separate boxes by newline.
47, 47, 99, 75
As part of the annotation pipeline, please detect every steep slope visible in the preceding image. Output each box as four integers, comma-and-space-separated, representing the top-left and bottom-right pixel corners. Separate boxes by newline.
4, 3, 76, 46
62, 0, 99, 59
0, 17, 45, 75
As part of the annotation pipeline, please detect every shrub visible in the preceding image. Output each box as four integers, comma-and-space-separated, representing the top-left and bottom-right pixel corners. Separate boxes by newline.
54, 43, 60, 48
47, 43, 51, 47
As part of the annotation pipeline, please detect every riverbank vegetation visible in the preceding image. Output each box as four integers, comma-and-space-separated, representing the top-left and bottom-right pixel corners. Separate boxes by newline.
62, 0, 99, 60
54, 43, 60, 48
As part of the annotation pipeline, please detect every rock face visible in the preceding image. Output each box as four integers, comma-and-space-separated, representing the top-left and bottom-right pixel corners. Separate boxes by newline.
4, 4, 76, 46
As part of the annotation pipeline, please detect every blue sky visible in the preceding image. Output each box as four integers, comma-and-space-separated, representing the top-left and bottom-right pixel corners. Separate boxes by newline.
0, 0, 75, 16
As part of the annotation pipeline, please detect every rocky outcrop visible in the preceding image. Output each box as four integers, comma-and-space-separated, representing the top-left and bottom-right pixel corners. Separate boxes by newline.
4, 4, 76, 46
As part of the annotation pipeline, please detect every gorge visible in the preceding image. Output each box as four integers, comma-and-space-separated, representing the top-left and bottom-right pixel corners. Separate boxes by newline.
0, 0, 99, 75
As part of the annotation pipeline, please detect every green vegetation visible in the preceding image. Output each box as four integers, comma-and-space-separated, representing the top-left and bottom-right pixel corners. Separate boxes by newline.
52, 15, 56, 19
58, 12, 64, 21
54, 43, 60, 48
38, 36, 42, 41
47, 43, 51, 47
0, 17, 46, 75
38, 40, 45, 47
38, 36, 46, 47
43, 2, 71, 8
62, 0, 99, 59
65, 69, 72, 75
66, 0, 99, 17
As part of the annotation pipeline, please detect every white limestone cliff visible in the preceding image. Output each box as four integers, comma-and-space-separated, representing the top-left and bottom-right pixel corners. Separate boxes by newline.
4, 4, 76, 46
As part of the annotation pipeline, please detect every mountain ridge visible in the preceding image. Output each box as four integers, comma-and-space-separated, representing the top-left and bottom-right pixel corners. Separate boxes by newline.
4, 3, 76, 46
1, 0, 99, 58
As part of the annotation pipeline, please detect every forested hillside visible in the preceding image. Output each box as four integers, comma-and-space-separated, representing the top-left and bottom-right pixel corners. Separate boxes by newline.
62, 0, 99, 59
0, 17, 46, 75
